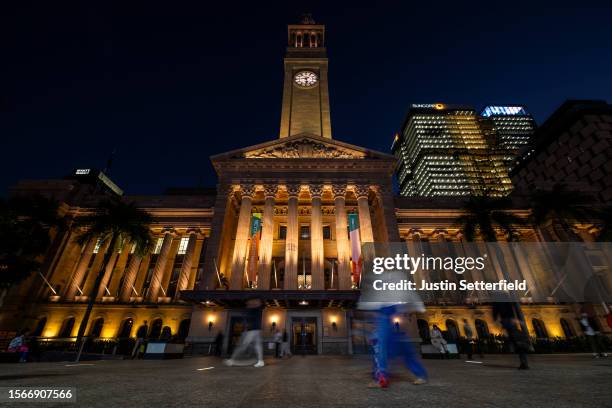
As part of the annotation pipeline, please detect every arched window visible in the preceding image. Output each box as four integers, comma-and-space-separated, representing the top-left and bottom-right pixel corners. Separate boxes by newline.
160, 326, 172, 341
417, 319, 430, 343
178, 319, 190, 341
560, 318, 574, 338
32, 317, 47, 337
89, 318, 104, 338
532, 318, 549, 339
475, 319, 489, 339
445, 319, 459, 341
149, 318, 163, 339
117, 318, 134, 338
59, 317, 75, 338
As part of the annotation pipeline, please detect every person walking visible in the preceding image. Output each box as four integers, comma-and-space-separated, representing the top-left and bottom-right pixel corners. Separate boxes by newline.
280, 329, 292, 358
580, 312, 608, 358
368, 304, 428, 388
214, 331, 224, 356
493, 302, 529, 369
273, 329, 282, 358
462, 318, 474, 361
224, 298, 265, 367
7, 329, 30, 363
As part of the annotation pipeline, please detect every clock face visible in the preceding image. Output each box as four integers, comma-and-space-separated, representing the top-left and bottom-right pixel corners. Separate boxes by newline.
294, 71, 318, 88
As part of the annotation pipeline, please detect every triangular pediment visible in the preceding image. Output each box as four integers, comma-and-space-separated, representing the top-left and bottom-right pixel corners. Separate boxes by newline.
211, 133, 394, 161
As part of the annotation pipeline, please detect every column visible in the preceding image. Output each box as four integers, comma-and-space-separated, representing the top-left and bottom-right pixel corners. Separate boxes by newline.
64, 237, 97, 301
375, 184, 401, 242
332, 184, 351, 290
310, 183, 325, 290
175, 229, 200, 300
284, 183, 300, 289
96, 250, 120, 299
147, 229, 175, 302
200, 184, 235, 290
230, 183, 255, 290
257, 184, 277, 290
355, 184, 374, 244
119, 254, 143, 302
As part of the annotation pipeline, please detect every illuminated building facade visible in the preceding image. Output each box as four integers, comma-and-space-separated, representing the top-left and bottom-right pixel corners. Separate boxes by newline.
393, 104, 513, 197
1, 19, 608, 356
480, 105, 537, 170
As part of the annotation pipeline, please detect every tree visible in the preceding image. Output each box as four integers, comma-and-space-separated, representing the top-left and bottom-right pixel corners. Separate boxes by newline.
74, 200, 154, 361
455, 194, 531, 343
528, 183, 593, 241
0, 194, 63, 306
455, 195, 526, 242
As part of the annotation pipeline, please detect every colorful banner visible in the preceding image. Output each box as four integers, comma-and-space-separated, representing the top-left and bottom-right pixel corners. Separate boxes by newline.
348, 212, 362, 287
247, 213, 262, 287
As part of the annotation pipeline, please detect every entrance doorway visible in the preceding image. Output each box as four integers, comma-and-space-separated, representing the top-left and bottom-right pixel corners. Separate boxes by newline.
291, 317, 317, 355
228, 315, 254, 354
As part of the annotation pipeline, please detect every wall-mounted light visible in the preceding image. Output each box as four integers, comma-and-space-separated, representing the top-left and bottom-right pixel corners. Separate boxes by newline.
207, 315, 216, 331
393, 317, 400, 331
331, 316, 338, 331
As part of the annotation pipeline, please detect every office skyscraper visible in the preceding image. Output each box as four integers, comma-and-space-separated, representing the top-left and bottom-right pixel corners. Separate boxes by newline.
393, 103, 513, 197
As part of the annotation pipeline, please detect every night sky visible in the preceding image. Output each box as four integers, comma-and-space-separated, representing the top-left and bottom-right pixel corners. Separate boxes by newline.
2, 1, 611, 196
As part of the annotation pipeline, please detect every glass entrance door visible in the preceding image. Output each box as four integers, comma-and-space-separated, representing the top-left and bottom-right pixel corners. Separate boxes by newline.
291, 317, 317, 355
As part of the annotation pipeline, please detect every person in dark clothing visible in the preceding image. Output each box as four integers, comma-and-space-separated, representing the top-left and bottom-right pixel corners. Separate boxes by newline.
214, 331, 224, 356
462, 319, 474, 361
224, 298, 265, 367
493, 302, 529, 369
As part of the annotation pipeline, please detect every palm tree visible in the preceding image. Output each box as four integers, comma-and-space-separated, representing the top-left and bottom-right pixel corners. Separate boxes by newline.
455, 194, 531, 342
74, 200, 154, 361
455, 195, 526, 242
0, 194, 63, 306
528, 183, 594, 241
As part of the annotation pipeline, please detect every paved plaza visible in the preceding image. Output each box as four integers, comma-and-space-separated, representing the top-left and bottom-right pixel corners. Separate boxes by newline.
0, 354, 610, 407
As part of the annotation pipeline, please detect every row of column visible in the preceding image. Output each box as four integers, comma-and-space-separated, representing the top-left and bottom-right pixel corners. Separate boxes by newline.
63, 229, 202, 303
228, 182, 376, 290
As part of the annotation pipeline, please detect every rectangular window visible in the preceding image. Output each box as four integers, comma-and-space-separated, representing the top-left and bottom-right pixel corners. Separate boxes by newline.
323, 225, 332, 240
177, 237, 190, 255
153, 237, 164, 254
278, 225, 287, 240
300, 226, 310, 240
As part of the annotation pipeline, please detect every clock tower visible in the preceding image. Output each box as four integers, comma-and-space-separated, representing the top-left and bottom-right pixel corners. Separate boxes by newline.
279, 15, 332, 139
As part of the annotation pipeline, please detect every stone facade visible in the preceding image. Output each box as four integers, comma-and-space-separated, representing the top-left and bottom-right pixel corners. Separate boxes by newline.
511, 100, 612, 204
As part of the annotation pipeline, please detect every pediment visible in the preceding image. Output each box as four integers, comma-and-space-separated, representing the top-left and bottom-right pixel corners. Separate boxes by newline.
211, 133, 394, 161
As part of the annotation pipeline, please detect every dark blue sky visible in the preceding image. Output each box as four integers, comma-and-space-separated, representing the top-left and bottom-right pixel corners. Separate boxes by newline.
2, 1, 611, 195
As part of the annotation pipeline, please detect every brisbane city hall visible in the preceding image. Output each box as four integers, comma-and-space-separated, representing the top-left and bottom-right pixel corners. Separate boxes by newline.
2, 17, 608, 356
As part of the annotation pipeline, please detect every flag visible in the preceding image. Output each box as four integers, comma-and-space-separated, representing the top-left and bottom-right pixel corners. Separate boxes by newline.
348, 213, 362, 287
247, 213, 262, 286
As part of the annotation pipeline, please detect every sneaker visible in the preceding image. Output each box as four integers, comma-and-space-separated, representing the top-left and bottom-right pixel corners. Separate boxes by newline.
254, 360, 265, 367
413, 378, 427, 385
518, 365, 530, 370
223, 359, 234, 366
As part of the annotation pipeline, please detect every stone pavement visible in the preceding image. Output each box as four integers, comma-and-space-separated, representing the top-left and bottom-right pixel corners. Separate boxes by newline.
0, 354, 610, 407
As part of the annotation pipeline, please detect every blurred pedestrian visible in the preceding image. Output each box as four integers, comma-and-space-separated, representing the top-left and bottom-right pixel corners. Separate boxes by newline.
367, 304, 428, 388
280, 329, 292, 358
493, 302, 529, 369
580, 312, 608, 358
224, 298, 265, 367
214, 331, 224, 356
7, 329, 30, 363
273, 329, 282, 358
462, 319, 474, 360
